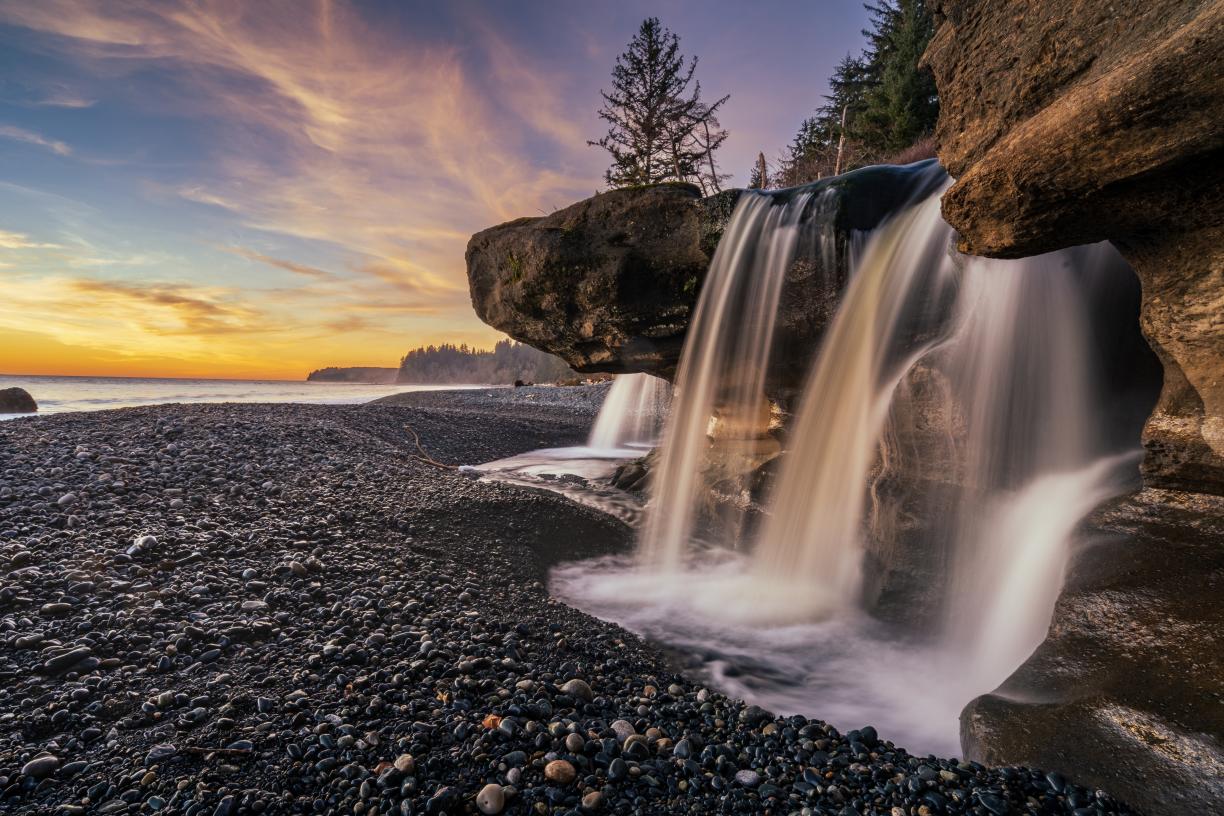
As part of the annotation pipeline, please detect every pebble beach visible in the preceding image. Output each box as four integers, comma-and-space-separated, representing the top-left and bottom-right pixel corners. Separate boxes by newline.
0, 388, 1135, 815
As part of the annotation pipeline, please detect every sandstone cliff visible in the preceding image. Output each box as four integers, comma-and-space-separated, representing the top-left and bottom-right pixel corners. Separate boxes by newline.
924, 2, 1224, 811
924, 0, 1224, 495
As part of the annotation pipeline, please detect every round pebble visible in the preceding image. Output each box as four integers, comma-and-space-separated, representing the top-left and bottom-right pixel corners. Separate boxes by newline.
544, 759, 576, 785
475, 783, 505, 814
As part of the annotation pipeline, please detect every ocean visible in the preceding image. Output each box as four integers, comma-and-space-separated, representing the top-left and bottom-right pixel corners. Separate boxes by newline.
0, 374, 489, 421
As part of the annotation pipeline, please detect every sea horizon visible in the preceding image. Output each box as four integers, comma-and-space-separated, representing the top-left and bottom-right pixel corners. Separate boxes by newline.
0, 373, 494, 419
2, 372, 327, 383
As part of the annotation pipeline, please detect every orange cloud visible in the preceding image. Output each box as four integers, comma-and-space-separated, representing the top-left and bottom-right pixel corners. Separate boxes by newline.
66, 278, 271, 336
224, 246, 336, 281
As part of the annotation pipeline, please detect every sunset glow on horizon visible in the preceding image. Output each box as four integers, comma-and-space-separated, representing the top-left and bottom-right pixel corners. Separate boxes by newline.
0, 0, 865, 379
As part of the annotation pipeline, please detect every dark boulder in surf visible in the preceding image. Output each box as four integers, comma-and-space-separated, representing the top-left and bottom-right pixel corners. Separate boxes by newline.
0, 387, 37, 414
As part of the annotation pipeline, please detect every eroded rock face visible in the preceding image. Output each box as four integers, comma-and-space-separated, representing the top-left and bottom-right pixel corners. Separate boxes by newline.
466, 163, 945, 399
927, 0, 1224, 257
0, 387, 37, 414
1127, 227, 1224, 495
925, 0, 1224, 495
961, 489, 1224, 815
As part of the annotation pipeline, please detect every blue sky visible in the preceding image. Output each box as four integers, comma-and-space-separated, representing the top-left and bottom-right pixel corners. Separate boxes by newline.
0, 0, 868, 378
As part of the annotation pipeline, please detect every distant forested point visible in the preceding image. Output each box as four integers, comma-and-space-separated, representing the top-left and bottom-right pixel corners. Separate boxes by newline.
397, 340, 581, 385
307, 367, 399, 383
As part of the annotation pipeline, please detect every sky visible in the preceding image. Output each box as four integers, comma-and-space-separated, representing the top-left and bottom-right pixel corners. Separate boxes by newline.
0, 0, 868, 380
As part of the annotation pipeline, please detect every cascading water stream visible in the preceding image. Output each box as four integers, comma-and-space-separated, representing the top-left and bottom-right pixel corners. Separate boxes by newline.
746, 186, 957, 621
930, 245, 1141, 696
587, 373, 670, 452
553, 162, 1147, 753
470, 375, 669, 527
638, 190, 816, 572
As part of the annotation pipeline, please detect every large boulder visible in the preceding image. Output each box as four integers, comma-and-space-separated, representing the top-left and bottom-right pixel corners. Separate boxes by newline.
924, 0, 1224, 494
0, 387, 37, 414
466, 163, 946, 399
466, 183, 735, 383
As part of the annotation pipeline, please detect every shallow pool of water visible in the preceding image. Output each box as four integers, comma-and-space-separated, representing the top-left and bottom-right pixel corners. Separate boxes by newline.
551, 551, 980, 757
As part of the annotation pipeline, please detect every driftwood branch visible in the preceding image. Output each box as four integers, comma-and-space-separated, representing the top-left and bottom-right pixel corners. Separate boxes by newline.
404, 423, 458, 470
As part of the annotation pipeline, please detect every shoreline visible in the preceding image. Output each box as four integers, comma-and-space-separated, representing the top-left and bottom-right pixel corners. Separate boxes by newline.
0, 389, 1136, 814
0, 377, 523, 421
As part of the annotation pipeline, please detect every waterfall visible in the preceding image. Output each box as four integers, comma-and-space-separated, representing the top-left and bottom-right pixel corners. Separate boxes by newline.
940, 452, 1136, 697
931, 247, 1139, 696
555, 161, 1146, 753
587, 374, 670, 451
747, 185, 957, 620
637, 190, 815, 572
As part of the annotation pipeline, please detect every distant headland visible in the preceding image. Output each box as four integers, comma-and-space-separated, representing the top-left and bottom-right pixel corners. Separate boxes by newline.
308, 339, 583, 385
305, 366, 398, 384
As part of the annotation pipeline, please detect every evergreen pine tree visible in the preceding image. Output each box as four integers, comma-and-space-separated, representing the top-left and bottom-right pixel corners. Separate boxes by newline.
747, 152, 768, 189
590, 18, 729, 189
776, 0, 937, 182
856, 0, 938, 153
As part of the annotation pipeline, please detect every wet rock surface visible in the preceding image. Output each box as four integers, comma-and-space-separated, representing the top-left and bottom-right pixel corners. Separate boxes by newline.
1126, 227, 1224, 496
924, 0, 1224, 496
0, 390, 1137, 814
962, 487, 1224, 816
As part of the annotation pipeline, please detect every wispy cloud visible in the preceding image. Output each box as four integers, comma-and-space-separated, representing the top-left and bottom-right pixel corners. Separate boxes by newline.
324, 315, 376, 333
0, 274, 299, 377
65, 277, 271, 336
224, 246, 335, 281
0, 0, 873, 379
0, 1, 595, 217
472, 19, 590, 150
35, 87, 96, 108
0, 124, 72, 156
1, 86, 96, 108
0, 274, 244, 350
0, 1, 606, 376
0, 228, 61, 249
177, 185, 244, 212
